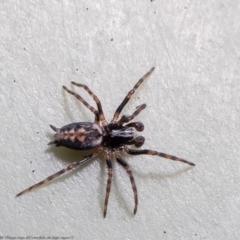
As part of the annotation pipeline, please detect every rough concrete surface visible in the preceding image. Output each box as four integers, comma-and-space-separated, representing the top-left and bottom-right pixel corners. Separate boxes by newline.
0, 1, 240, 239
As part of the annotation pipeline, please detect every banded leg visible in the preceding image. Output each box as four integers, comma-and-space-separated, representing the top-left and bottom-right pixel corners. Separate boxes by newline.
63, 86, 99, 121
71, 82, 107, 125
115, 156, 138, 215
16, 147, 102, 197
126, 136, 145, 148
118, 104, 146, 125
103, 150, 112, 218
111, 67, 155, 123
122, 147, 195, 166
124, 121, 144, 132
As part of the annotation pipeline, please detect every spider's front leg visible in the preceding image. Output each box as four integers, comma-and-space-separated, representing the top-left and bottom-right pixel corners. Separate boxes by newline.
111, 67, 155, 123
126, 136, 145, 148
122, 146, 195, 166
118, 104, 146, 125
124, 122, 144, 132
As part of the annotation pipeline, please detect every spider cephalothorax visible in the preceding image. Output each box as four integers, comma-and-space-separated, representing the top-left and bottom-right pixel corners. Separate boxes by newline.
16, 67, 195, 217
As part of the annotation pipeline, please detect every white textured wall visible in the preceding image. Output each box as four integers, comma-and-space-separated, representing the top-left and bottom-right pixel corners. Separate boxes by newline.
1, 1, 240, 239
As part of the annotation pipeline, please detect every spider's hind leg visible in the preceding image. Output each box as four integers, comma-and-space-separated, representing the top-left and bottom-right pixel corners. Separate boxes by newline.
71, 82, 107, 125
63, 85, 99, 122
16, 147, 102, 197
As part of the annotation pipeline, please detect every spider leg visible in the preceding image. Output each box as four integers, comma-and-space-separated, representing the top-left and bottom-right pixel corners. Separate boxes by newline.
115, 155, 138, 215
71, 82, 107, 125
124, 121, 144, 132
122, 146, 195, 166
63, 85, 99, 122
118, 104, 146, 125
16, 147, 102, 197
111, 67, 155, 123
103, 150, 112, 218
126, 136, 145, 148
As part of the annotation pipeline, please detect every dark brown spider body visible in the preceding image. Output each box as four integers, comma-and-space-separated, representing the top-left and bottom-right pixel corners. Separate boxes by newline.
16, 67, 195, 218
102, 124, 136, 148
48, 122, 102, 150
49, 122, 137, 150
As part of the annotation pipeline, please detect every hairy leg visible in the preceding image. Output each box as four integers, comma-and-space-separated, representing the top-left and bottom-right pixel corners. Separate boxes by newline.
122, 146, 195, 166
16, 147, 102, 197
111, 67, 155, 123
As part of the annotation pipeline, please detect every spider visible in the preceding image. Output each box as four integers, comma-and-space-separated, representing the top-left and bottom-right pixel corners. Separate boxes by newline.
16, 67, 195, 217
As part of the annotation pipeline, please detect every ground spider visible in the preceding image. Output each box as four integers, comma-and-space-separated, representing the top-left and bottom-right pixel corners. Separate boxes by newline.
16, 67, 195, 217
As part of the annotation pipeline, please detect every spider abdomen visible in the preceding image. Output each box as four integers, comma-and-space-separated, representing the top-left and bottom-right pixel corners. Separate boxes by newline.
49, 122, 103, 150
